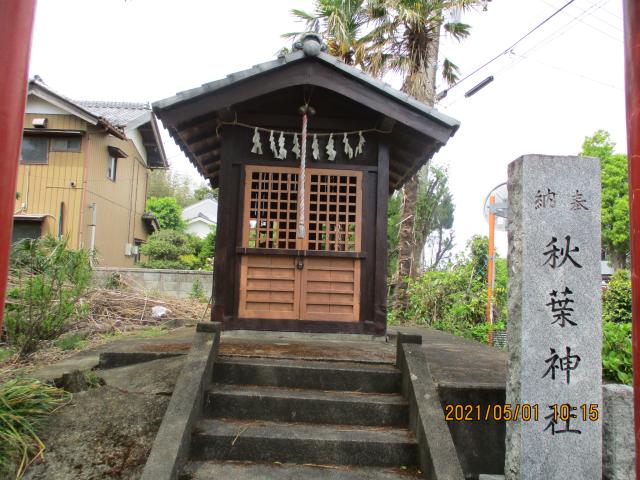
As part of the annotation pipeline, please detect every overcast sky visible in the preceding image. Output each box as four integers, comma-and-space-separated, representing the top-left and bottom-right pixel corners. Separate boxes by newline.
28, 0, 626, 257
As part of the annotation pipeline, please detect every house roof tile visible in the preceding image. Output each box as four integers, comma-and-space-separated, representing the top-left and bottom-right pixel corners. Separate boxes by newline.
76, 100, 151, 128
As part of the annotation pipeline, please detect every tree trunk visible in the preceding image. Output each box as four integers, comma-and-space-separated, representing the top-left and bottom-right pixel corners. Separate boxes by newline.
392, 173, 419, 312
391, 27, 441, 316
610, 250, 628, 270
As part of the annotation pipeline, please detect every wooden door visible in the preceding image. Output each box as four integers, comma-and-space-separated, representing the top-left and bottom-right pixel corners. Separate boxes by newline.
238, 165, 362, 322
238, 255, 300, 320
300, 257, 360, 321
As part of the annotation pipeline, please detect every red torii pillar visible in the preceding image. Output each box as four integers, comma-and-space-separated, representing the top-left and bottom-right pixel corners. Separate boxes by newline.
623, 1, 640, 478
0, 0, 38, 332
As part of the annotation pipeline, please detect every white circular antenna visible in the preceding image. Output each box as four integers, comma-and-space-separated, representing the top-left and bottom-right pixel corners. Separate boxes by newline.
483, 182, 508, 231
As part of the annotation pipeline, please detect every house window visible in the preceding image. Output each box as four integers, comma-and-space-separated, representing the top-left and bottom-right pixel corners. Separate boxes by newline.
106, 146, 127, 182
51, 137, 81, 152
107, 156, 117, 181
20, 136, 49, 164
133, 239, 144, 264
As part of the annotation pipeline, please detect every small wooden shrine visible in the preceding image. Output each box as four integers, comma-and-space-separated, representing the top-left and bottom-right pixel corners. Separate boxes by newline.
153, 34, 459, 335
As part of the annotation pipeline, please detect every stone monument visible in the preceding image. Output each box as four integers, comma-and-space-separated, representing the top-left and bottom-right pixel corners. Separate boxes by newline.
505, 155, 602, 480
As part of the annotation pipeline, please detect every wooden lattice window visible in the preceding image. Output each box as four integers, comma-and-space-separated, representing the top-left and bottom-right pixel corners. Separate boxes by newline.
245, 168, 299, 249
307, 172, 360, 252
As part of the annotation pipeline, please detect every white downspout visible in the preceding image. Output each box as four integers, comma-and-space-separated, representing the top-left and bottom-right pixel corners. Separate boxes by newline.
89, 203, 97, 265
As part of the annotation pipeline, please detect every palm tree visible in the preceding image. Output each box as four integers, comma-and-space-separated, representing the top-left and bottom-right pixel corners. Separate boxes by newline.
283, 0, 369, 66
286, 0, 488, 316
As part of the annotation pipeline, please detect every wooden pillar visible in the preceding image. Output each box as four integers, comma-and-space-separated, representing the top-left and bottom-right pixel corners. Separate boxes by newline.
212, 126, 237, 324
373, 140, 390, 333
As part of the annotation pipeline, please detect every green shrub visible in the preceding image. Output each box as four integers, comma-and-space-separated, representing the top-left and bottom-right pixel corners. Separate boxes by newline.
400, 236, 507, 344
5, 237, 91, 356
140, 230, 192, 269
198, 227, 216, 270
145, 197, 185, 231
189, 279, 206, 300
177, 254, 200, 270
104, 272, 123, 290
0, 378, 70, 478
141, 230, 211, 270
602, 321, 632, 385
603, 269, 632, 323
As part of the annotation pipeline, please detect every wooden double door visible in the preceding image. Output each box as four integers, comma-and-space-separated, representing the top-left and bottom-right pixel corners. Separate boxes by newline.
238, 166, 362, 322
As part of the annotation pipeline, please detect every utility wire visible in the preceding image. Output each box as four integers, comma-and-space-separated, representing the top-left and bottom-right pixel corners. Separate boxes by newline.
540, 0, 621, 33
513, 53, 621, 90
440, 0, 618, 107
517, 0, 616, 59
538, 0, 622, 42
598, 1, 622, 20
441, 0, 578, 95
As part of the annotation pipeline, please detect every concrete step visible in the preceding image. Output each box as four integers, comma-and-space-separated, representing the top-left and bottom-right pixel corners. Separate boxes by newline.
213, 357, 401, 393
205, 384, 409, 427
182, 460, 423, 479
190, 419, 418, 468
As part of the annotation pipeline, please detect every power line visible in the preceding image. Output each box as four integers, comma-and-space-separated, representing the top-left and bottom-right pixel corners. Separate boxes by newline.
540, 0, 621, 33
452, 0, 615, 100
441, 0, 578, 95
538, 0, 622, 43
438, 1, 622, 109
439, 49, 621, 110
513, 53, 622, 90
598, 2, 622, 21
516, 0, 617, 60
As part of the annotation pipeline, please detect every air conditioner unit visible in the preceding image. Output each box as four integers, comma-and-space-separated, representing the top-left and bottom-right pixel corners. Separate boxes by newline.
32, 118, 48, 128
125, 243, 133, 256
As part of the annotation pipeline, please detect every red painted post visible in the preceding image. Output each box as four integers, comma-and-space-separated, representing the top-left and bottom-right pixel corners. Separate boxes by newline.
0, 0, 38, 334
486, 195, 496, 346
623, 1, 640, 477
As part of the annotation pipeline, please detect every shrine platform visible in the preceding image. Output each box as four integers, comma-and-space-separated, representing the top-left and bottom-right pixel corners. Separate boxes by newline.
219, 325, 507, 479
221, 324, 507, 390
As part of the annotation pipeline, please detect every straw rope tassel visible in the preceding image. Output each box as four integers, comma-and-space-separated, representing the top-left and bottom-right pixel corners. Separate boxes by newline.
298, 113, 307, 239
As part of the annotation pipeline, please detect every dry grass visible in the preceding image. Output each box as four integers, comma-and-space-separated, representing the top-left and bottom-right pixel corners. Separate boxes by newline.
78, 287, 205, 334
0, 277, 209, 379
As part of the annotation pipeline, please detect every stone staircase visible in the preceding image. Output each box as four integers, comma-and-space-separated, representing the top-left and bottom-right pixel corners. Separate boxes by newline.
180, 356, 423, 479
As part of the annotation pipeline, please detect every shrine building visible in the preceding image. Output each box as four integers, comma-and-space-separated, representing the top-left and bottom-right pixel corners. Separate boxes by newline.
153, 33, 459, 335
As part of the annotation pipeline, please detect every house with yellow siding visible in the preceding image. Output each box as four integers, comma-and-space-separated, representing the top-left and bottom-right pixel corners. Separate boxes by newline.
13, 78, 167, 267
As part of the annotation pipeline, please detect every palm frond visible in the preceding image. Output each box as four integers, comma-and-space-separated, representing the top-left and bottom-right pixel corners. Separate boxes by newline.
290, 8, 318, 23
444, 21, 471, 41
290, 8, 321, 32
442, 58, 461, 86
442, 0, 486, 13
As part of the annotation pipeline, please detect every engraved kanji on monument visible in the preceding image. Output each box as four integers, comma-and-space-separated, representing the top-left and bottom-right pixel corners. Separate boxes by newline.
505, 155, 602, 480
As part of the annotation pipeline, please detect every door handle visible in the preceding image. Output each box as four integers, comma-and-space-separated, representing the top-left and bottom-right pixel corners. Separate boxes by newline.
296, 259, 304, 270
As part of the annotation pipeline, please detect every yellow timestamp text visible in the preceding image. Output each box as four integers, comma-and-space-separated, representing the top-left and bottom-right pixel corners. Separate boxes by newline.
444, 403, 600, 422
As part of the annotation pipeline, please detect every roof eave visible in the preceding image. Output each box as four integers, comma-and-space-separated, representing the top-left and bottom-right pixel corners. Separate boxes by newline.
152, 51, 306, 112
28, 80, 126, 140
149, 114, 169, 168
125, 110, 152, 130
126, 111, 169, 169
186, 217, 215, 226
152, 50, 459, 135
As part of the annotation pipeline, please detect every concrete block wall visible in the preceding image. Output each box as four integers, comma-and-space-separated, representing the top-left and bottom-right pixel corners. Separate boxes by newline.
603, 384, 635, 480
93, 267, 213, 299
